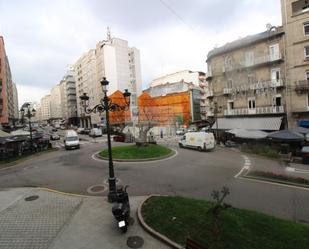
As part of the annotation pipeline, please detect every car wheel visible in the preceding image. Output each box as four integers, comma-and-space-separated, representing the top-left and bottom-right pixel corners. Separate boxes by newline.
179, 143, 183, 148
198, 146, 203, 152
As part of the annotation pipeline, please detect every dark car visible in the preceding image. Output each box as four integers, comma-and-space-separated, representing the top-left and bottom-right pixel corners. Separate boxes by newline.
50, 133, 60, 140
113, 134, 125, 142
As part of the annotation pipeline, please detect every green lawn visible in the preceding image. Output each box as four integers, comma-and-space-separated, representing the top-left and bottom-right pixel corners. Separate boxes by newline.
99, 144, 172, 160
142, 196, 309, 249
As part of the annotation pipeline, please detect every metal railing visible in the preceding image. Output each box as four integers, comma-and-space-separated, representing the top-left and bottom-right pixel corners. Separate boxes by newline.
224, 106, 284, 116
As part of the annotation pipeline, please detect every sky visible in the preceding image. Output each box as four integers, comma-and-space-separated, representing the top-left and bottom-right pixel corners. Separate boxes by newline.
0, 0, 282, 106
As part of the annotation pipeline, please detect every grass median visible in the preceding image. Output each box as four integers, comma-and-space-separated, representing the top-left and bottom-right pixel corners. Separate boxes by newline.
142, 196, 309, 249
99, 144, 172, 160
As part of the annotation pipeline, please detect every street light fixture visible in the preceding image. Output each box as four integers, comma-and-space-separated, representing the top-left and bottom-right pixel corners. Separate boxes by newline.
80, 77, 131, 203
20, 103, 36, 150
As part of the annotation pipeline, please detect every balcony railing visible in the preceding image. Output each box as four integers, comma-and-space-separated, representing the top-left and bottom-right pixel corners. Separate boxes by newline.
223, 53, 283, 73
295, 80, 309, 93
223, 88, 232, 95
224, 106, 284, 116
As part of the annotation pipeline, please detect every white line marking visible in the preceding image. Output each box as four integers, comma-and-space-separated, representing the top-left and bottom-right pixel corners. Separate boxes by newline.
235, 155, 251, 178
238, 176, 309, 191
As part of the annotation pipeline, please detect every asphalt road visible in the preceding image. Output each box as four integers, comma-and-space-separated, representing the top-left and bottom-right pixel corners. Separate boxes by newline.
0, 139, 308, 223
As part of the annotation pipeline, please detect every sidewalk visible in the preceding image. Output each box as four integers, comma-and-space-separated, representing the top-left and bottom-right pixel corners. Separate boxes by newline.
0, 188, 169, 249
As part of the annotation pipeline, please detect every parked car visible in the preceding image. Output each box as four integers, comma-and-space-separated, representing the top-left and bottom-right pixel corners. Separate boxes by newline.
64, 130, 80, 150
84, 128, 91, 135
89, 128, 102, 137
179, 132, 215, 151
113, 134, 125, 142
50, 133, 60, 140
176, 128, 187, 135
77, 128, 85, 134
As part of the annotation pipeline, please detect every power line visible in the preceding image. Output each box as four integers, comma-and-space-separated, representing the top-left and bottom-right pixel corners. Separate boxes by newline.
158, 0, 196, 33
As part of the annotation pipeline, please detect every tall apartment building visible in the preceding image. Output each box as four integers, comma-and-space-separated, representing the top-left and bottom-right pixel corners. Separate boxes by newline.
206, 27, 286, 132
74, 31, 142, 128
50, 84, 62, 123
40, 94, 51, 122
0, 36, 17, 126
12, 82, 19, 121
59, 70, 77, 126
282, 0, 309, 127
149, 70, 209, 121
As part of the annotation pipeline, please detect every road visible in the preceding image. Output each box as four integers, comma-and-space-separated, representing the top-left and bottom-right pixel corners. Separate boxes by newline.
0, 137, 308, 223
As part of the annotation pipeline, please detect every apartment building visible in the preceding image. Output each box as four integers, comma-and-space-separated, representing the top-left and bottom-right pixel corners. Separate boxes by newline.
59, 70, 77, 126
0, 36, 17, 126
282, 0, 309, 127
149, 70, 209, 121
206, 26, 286, 132
74, 31, 142, 128
40, 94, 51, 122
12, 82, 19, 121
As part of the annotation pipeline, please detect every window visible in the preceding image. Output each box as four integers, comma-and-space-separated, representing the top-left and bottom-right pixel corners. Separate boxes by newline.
227, 79, 233, 89
307, 94, 309, 107
306, 71, 309, 80
271, 68, 281, 82
248, 98, 256, 109
245, 51, 254, 66
305, 23, 309, 35
269, 44, 280, 61
305, 46, 309, 59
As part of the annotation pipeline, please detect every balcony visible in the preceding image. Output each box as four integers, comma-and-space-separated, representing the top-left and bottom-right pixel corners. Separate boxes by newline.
295, 80, 309, 93
224, 106, 284, 116
223, 88, 232, 95
270, 79, 284, 88
206, 90, 214, 98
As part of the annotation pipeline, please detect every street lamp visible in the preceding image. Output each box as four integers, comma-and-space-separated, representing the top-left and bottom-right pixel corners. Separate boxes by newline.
20, 103, 36, 150
80, 77, 131, 203
210, 102, 222, 143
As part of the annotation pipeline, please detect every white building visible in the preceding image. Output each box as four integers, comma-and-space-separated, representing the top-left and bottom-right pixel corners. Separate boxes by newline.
50, 84, 62, 121
12, 82, 19, 120
74, 31, 142, 128
40, 95, 51, 122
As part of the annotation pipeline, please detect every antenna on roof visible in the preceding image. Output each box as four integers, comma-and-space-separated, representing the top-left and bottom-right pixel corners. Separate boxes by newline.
107, 26, 111, 41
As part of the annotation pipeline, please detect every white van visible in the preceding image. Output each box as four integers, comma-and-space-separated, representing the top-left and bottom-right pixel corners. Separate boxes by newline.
89, 128, 102, 137
64, 130, 80, 150
179, 132, 215, 151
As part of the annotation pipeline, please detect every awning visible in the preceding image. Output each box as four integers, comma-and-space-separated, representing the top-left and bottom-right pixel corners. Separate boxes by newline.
267, 130, 304, 141
226, 129, 268, 139
212, 117, 283, 131
298, 120, 309, 127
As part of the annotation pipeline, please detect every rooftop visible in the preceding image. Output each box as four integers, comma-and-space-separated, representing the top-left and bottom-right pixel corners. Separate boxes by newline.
207, 26, 284, 61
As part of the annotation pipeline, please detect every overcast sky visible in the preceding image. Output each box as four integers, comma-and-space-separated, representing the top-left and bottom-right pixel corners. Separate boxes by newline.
0, 0, 281, 106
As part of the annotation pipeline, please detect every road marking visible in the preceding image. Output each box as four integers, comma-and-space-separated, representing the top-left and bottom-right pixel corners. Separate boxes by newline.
286, 167, 309, 174
234, 155, 251, 178
238, 176, 309, 192
91, 148, 178, 164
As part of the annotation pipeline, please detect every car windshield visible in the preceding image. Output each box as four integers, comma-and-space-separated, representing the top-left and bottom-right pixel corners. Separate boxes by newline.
66, 136, 78, 142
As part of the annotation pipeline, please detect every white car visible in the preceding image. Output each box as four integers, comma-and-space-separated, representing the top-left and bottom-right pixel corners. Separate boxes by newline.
64, 130, 80, 150
89, 128, 102, 137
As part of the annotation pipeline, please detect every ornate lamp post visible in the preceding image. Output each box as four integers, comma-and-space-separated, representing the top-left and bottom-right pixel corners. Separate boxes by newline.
80, 77, 131, 202
20, 103, 36, 149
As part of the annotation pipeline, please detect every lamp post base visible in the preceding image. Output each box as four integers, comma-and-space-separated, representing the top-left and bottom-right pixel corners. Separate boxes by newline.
107, 177, 117, 203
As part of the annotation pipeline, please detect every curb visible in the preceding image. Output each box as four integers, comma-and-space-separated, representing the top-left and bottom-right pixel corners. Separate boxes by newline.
137, 195, 183, 249
0, 149, 59, 171
95, 149, 176, 162
37, 187, 95, 198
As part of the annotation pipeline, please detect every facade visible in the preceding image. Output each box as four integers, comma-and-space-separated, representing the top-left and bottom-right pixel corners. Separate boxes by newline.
59, 70, 77, 126
12, 82, 19, 121
74, 32, 142, 128
0, 36, 16, 126
142, 81, 202, 130
50, 84, 62, 122
281, 0, 309, 127
40, 94, 51, 122
206, 26, 286, 132
149, 70, 208, 121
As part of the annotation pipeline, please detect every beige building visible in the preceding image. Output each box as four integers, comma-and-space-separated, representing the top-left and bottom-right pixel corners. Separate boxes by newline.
40, 94, 51, 122
206, 26, 286, 132
12, 82, 19, 121
282, 0, 309, 127
50, 84, 62, 122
